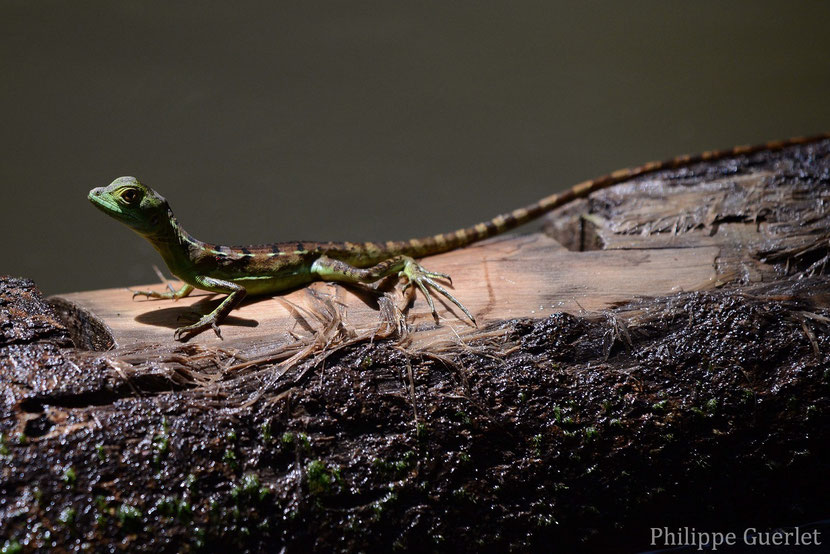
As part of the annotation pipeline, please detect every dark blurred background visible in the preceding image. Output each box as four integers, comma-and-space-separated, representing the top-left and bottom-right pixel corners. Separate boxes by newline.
2, 1, 829, 294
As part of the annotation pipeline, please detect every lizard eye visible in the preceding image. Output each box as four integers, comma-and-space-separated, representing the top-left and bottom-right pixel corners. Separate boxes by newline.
120, 188, 139, 204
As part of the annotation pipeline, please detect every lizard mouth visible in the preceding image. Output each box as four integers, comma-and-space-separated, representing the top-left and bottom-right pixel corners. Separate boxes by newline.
88, 187, 118, 214
88, 187, 140, 227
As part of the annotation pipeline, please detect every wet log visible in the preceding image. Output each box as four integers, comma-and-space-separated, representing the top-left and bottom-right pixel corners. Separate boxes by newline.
2, 139, 830, 552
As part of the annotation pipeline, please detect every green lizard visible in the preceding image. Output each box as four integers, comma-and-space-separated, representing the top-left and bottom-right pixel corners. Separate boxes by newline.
88, 135, 827, 341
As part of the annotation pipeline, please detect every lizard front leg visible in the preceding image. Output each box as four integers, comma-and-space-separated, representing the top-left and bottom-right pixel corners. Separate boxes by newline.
131, 283, 194, 301
310, 255, 475, 323
173, 277, 246, 341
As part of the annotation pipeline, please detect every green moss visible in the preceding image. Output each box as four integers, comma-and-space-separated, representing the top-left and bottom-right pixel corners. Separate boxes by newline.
156, 495, 192, 522
360, 355, 373, 370
651, 399, 669, 412
223, 448, 238, 468
1, 540, 22, 554
399, 450, 415, 469
297, 433, 311, 449
226, 430, 237, 442
117, 504, 143, 532
241, 473, 260, 494
583, 426, 599, 440
156, 496, 175, 516
531, 433, 543, 456
374, 450, 417, 476
552, 404, 571, 425
152, 420, 171, 465
62, 466, 77, 487
95, 443, 106, 462
94, 495, 108, 512
451, 486, 474, 503
280, 432, 294, 445
260, 422, 272, 443
0, 434, 10, 457
231, 473, 272, 506
192, 527, 206, 549
184, 473, 197, 491
415, 422, 428, 440
306, 460, 339, 496
705, 398, 718, 413
58, 506, 76, 527
454, 410, 472, 425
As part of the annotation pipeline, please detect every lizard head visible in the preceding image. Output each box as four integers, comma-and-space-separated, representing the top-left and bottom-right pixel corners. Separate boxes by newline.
88, 177, 171, 236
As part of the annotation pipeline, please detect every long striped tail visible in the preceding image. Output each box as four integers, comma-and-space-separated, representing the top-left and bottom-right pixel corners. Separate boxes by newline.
395, 133, 830, 257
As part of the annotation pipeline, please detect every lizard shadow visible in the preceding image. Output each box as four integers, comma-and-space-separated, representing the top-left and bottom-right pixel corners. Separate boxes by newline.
131, 275, 468, 331
131, 283, 388, 331
331, 277, 399, 311
132, 294, 266, 330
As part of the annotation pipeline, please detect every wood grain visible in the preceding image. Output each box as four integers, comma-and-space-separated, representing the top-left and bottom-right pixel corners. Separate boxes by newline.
53, 233, 718, 349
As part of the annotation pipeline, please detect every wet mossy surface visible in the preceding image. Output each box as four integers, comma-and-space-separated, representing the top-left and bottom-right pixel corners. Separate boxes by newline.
1, 273, 829, 551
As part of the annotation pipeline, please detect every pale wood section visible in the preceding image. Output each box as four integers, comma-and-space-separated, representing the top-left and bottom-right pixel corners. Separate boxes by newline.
54, 234, 718, 349
552, 170, 828, 284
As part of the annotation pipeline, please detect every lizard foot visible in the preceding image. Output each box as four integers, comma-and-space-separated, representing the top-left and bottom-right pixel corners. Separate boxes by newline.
131, 288, 174, 300
399, 257, 475, 324
129, 265, 179, 300
173, 314, 223, 341
130, 282, 193, 301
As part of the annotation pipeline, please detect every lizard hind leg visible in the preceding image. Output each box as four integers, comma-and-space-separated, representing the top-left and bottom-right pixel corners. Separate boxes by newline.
310, 255, 475, 324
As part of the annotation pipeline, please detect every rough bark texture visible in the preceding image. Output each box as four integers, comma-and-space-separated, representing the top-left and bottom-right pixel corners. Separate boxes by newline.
2, 140, 830, 552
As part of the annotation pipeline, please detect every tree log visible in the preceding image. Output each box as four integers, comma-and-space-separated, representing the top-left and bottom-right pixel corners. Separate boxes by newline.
2, 139, 829, 551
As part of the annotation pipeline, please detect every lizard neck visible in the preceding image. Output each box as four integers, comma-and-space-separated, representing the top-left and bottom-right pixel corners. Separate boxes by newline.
143, 210, 207, 275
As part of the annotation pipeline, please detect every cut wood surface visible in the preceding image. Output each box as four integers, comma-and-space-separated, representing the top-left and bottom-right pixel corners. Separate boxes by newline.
54, 235, 719, 349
